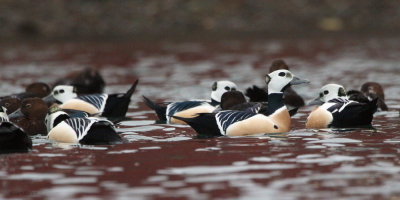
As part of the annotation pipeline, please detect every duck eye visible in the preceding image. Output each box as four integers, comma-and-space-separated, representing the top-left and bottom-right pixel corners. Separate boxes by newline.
324, 90, 329, 95
224, 86, 230, 90
5, 103, 10, 107
25, 104, 32, 109
60, 89, 64, 93
278, 72, 285, 77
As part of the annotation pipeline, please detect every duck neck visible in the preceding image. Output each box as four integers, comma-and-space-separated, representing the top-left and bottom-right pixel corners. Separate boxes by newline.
267, 92, 285, 114
210, 99, 220, 106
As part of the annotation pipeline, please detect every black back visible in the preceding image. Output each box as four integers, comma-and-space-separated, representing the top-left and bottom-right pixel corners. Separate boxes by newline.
80, 121, 123, 145
0, 122, 32, 153
328, 98, 378, 128
172, 114, 222, 138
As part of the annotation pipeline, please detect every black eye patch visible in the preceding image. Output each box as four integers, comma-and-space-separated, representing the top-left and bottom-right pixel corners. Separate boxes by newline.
278, 72, 286, 77
231, 88, 236, 91
324, 90, 329, 95
225, 86, 230, 90
60, 89, 64, 93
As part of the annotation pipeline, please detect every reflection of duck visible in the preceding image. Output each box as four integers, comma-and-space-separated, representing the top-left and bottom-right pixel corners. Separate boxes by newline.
53, 67, 106, 95
245, 60, 305, 109
0, 107, 32, 153
46, 108, 122, 144
347, 82, 388, 111
306, 83, 377, 129
45, 80, 139, 121
143, 80, 238, 124
9, 98, 49, 135
173, 70, 308, 137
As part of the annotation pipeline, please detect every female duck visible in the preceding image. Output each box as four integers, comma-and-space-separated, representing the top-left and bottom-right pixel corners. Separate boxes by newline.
173, 70, 308, 137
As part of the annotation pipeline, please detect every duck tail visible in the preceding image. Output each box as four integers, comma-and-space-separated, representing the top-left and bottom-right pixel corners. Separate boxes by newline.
125, 79, 139, 99
142, 96, 167, 121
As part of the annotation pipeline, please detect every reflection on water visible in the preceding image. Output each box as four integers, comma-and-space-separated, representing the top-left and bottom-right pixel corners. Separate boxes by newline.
0, 38, 400, 199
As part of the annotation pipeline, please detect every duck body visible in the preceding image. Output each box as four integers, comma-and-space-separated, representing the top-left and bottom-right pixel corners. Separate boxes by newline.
143, 80, 237, 124
0, 108, 32, 153
46, 109, 122, 145
306, 97, 377, 129
51, 80, 138, 121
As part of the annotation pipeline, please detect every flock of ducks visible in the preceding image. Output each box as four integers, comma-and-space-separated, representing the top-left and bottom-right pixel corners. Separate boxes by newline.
0, 60, 388, 153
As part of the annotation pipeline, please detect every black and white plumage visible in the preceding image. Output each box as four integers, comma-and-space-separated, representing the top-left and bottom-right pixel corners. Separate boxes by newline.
46, 109, 122, 144
143, 80, 238, 124
0, 107, 32, 153
48, 79, 138, 121
306, 96, 378, 129
173, 70, 309, 136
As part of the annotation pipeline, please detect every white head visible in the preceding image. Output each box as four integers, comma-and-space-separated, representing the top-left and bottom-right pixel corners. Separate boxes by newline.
45, 106, 69, 133
51, 85, 77, 103
0, 106, 9, 122
265, 69, 308, 94
211, 80, 238, 103
318, 83, 347, 102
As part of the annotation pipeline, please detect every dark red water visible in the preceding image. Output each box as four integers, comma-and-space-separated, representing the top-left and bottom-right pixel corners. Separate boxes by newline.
0, 38, 399, 200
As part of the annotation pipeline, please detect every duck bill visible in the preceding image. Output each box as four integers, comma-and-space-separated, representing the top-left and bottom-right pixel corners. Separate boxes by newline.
289, 77, 309, 86
308, 97, 324, 106
43, 94, 59, 105
8, 109, 24, 119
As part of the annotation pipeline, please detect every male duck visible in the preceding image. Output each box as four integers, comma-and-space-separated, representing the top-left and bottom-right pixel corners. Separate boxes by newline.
245, 60, 305, 109
46, 107, 122, 144
143, 80, 237, 124
306, 83, 378, 129
45, 79, 139, 121
173, 70, 308, 137
0, 107, 32, 153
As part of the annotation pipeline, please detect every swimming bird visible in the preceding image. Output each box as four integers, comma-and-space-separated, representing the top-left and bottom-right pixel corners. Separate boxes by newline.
347, 82, 388, 111
143, 80, 238, 124
245, 59, 305, 111
45, 107, 122, 144
172, 70, 309, 137
306, 83, 378, 129
53, 67, 106, 95
0, 97, 21, 114
0, 82, 51, 101
8, 98, 49, 135
45, 80, 139, 121
0, 107, 32, 153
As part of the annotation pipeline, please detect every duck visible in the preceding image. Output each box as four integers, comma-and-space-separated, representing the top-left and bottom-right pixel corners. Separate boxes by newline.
172, 70, 309, 137
0, 107, 32, 153
245, 60, 305, 109
0, 82, 51, 101
0, 96, 21, 114
347, 82, 388, 111
8, 98, 49, 135
53, 67, 106, 95
45, 79, 139, 121
306, 83, 378, 129
143, 80, 238, 124
45, 107, 123, 145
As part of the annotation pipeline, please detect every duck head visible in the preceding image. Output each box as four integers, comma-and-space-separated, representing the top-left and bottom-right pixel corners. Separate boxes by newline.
308, 83, 347, 106
210, 80, 238, 103
25, 82, 51, 98
265, 69, 309, 94
9, 98, 48, 120
220, 91, 247, 110
269, 59, 290, 73
0, 97, 21, 114
44, 85, 77, 105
